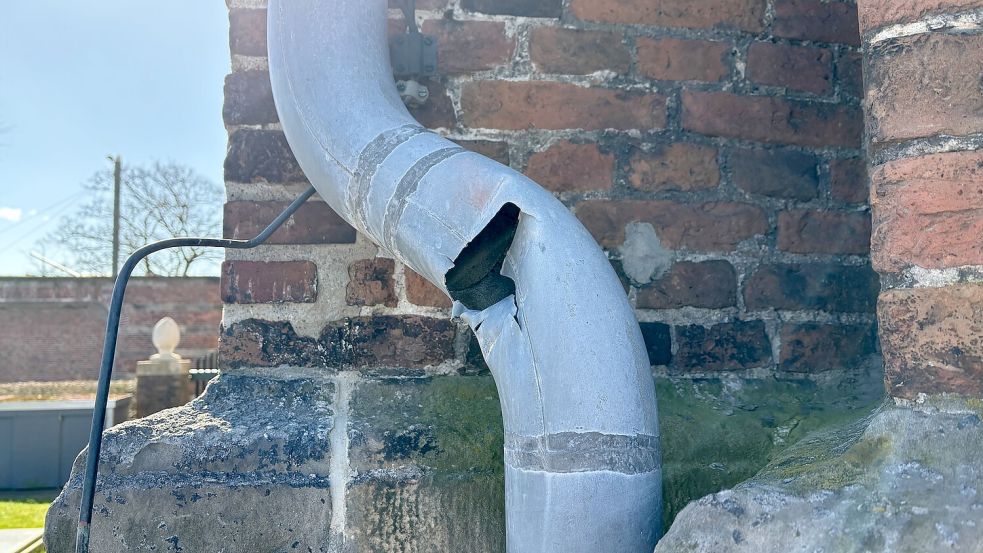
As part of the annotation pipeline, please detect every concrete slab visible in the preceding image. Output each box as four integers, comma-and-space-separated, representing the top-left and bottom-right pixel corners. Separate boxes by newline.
0, 528, 43, 553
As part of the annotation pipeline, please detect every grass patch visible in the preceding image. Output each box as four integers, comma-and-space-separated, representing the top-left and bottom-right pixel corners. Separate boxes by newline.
0, 495, 53, 529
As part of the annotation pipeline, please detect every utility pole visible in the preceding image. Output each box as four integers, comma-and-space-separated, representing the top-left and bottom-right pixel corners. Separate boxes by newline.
110, 155, 121, 277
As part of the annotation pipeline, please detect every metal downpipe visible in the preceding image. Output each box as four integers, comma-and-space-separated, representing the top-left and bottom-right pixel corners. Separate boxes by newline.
267, 1, 662, 550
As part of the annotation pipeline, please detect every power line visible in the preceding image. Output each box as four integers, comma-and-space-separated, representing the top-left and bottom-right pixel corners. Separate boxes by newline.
0, 190, 87, 237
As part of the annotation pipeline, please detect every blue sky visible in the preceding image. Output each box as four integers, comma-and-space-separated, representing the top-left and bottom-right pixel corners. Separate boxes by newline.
0, 0, 230, 276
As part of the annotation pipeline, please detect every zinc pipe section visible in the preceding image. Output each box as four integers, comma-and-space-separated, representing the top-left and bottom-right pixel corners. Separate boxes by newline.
267, 1, 662, 550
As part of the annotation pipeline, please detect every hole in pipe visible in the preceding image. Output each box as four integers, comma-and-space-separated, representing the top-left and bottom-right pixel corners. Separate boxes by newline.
446, 202, 520, 311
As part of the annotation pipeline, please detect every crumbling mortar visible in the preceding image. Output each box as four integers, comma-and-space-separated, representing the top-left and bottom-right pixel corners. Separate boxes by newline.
879, 265, 983, 290
869, 132, 983, 166
865, 7, 983, 45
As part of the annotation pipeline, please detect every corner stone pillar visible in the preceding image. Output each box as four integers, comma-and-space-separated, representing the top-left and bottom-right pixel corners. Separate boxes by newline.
858, 0, 983, 399
135, 317, 193, 417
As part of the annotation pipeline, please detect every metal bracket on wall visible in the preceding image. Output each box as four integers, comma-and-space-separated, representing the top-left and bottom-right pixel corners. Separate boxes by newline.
389, 0, 438, 78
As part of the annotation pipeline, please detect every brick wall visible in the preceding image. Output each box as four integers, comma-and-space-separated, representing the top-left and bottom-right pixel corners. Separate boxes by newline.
0, 278, 221, 382
858, 0, 983, 398
223, 0, 877, 377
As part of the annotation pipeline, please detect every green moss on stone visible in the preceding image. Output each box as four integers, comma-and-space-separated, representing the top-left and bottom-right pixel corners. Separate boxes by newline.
657, 373, 883, 528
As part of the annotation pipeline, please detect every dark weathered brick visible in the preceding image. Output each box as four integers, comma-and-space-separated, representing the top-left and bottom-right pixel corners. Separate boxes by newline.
839, 50, 864, 99
346, 259, 397, 308
405, 269, 452, 308
525, 141, 614, 193
570, 0, 767, 32
462, 0, 562, 17
731, 148, 819, 201
628, 143, 719, 193
637, 37, 731, 83
220, 319, 323, 370
747, 42, 833, 95
773, 0, 860, 45
880, 284, 983, 399
530, 28, 629, 75
640, 322, 672, 366
229, 9, 267, 57
221, 315, 456, 370
780, 322, 878, 373
744, 263, 879, 313
461, 81, 666, 131
637, 261, 737, 309
778, 210, 871, 255
421, 19, 514, 74
577, 200, 768, 251
682, 91, 862, 148
320, 316, 457, 369
224, 201, 356, 245
830, 157, 868, 205
675, 320, 772, 371
223, 71, 277, 126
870, 151, 983, 272
222, 261, 318, 304
225, 130, 307, 184
865, 33, 983, 145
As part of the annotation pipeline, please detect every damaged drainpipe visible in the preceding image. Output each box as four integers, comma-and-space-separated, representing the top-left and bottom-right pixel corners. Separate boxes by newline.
267, 1, 662, 550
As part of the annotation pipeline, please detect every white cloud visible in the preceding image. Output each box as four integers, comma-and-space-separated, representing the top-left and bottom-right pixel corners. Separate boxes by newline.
0, 207, 22, 222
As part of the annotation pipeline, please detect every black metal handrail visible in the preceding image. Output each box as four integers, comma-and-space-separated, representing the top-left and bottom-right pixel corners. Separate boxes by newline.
75, 185, 317, 553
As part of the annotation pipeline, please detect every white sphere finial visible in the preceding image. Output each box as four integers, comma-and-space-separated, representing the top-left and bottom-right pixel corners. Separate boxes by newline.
152, 317, 181, 360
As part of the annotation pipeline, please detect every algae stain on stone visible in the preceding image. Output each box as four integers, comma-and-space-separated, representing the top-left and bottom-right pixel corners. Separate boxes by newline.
656, 373, 884, 528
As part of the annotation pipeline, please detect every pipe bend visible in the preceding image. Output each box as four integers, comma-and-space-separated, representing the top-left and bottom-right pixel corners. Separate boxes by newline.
268, 1, 661, 550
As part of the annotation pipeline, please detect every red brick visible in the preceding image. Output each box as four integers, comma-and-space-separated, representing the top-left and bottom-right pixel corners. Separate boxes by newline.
462, 0, 562, 17
747, 42, 833, 95
773, 0, 860, 45
780, 322, 878, 373
224, 201, 357, 245
865, 33, 983, 145
461, 81, 666, 131
421, 19, 514, 74
224, 71, 277, 126
880, 284, 983, 399
455, 140, 510, 166
830, 157, 868, 204
221, 261, 318, 304
627, 143, 719, 192
0, 278, 220, 382
636, 260, 737, 309
225, 130, 307, 184
870, 151, 983, 272
675, 320, 772, 371
778, 210, 871, 255
346, 259, 397, 308
681, 90, 862, 148
731, 148, 819, 201
636, 37, 731, 83
525, 141, 614, 193
407, 78, 457, 130
839, 50, 864, 99
405, 269, 452, 308
229, 9, 267, 57
576, 200, 768, 251
859, 0, 983, 32
570, 0, 767, 32
744, 263, 879, 313
530, 28, 629, 75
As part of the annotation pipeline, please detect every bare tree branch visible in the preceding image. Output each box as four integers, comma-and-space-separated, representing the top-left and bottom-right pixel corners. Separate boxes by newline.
39, 161, 224, 277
